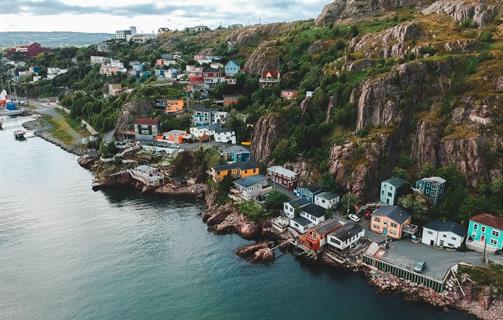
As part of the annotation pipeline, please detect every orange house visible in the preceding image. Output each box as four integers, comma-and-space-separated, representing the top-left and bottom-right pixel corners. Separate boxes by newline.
156, 99, 184, 113
299, 219, 343, 251
371, 206, 412, 239
210, 161, 259, 182
156, 130, 189, 144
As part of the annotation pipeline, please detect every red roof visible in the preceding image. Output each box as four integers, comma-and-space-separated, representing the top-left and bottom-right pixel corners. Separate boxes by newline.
134, 117, 159, 125
261, 69, 279, 78
470, 213, 503, 230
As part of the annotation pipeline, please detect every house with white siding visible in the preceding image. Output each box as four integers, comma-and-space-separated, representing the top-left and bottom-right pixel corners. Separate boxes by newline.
314, 192, 340, 209
422, 221, 465, 249
327, 222, 365, 251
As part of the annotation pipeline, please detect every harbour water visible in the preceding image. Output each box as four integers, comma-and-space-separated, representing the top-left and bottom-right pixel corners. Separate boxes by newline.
0, 117, 473, 320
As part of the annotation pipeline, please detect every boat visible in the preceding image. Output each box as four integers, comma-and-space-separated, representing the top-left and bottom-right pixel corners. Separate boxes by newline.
14, 129, 26, 140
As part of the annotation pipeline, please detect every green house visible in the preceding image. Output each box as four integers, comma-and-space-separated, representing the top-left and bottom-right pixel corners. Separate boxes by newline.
415, 176, 446, 205
380, 177, 409, 205
466, 213, 503, 253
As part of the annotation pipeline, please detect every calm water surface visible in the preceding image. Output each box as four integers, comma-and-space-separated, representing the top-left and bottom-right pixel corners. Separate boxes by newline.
0, 117, 473, 320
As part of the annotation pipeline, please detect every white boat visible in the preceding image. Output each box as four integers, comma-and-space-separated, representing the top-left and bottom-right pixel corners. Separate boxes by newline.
14, 129, 26, 140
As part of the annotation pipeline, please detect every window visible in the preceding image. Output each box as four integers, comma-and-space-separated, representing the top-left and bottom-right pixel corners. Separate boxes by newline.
473, 223, 478, 230
490, 239, 497, 245
374, 217, 380, 223
442, 234, 447, 238
493, 230, 500, 237
427, 231, 433, 235
482, 226, 486, 232
390, 223, 397, 228
451, 237, 457, 240
387, 192, 392, 197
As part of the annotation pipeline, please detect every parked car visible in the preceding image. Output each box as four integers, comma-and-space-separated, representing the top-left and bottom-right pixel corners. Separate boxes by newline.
414, 261, 425, 273
363, 209, 372, 220
348, 214, 360, 222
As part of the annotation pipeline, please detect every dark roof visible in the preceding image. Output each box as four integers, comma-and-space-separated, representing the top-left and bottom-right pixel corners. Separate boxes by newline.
203, 67, 220, 73
310, 219, 343, 235
292, 216, 311, 226
288, 197, 310, 208
214, 161, 258, 172
223, 145, 249, 154
373, 206, 411, 224
329, 222, 364, 242
424, 221, 465, 237
301, 204, 326, 218
191, 104, 212, 112
234, 175, 267, 188
383, 177, 408, 188
316, 191, 340, 201
470, 213, 503, 230
134, 117, 159, 125
298, 185, 322, 194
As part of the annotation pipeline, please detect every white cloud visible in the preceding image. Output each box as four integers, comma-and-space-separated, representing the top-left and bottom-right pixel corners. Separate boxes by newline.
1, 0, 328, 32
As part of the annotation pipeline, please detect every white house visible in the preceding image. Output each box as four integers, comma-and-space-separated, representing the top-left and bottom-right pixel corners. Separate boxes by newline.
128, 165, 165, 187
90, 56, 110, 64
290, 216, 314, 234
213, 127, 236, 144
422, 221, 466, 249
300, 204, 326, 225
212, 111, 228, 125
327, 222, 365, 251
283, 197, 310, 219
314, 191, 340, 209
232, 175, 270, 200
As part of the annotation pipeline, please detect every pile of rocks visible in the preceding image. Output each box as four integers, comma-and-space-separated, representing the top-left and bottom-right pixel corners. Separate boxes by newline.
235, 242, 275, 264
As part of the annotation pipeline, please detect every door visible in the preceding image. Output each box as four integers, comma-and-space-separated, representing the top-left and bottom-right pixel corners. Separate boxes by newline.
383, 228, 388, 236
430, 240, 434, 246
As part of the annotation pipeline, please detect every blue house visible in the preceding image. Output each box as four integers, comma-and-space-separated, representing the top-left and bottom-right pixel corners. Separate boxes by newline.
191, 105, 214, 127
224, 60, 240, 77
222, 145, 250, 163
415, 176, 446, 205
380, 177, 409, 205
466, 213, 503, 253
294, 185, 322, 203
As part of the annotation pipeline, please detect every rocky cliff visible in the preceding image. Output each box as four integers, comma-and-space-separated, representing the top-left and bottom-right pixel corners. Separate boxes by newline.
251, 113, 285, 164
315, 0, 433, 26
115, 100, 153, 135
422, 0, 500, 27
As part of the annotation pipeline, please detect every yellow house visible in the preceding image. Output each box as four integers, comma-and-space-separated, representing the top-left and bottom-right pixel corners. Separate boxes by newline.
370, 206, 412, 239
156, 99, 184, 113
210, 161, 259, 182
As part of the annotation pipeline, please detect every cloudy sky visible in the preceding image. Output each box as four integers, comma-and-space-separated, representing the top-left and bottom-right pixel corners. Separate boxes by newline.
2, 0, 329, 33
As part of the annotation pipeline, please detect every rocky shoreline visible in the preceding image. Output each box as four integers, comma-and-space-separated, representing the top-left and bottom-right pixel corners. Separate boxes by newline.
22, 118, 84, 156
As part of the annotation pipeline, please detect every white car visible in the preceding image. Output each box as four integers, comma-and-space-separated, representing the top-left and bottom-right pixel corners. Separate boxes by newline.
348, 214, 360, 222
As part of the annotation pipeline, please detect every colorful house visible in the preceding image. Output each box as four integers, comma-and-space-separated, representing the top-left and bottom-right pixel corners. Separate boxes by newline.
327, 222, 365, 251
223, 94, 240, 107
259, 69, 280, 87
224, 60, 240, 77
415, 177, 446, 205
222, 145, 250, 163
6, 42, 50, 58
281, 89, 298, 100
294, 185, 322, 203
210, 161, 259, 182
156, 99, 184, 113
299, 219, 343, 251
134, 118, 160, 141
370, 206, 414, 239
422, 221, 465, 249
191, 105, 214, 127
267, 166, 298, 191
155, 130, 190, 144
466, 213, 503, 253
380, 177, 409, 205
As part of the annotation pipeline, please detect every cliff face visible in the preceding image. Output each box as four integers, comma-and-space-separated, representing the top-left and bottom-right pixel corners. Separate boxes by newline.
251, 113, 284, 163
315, 0, 432, 26
328, 57, 502, 199
243, 41, 280, 74
422, 0, 500, 27
115, 100, 153, 134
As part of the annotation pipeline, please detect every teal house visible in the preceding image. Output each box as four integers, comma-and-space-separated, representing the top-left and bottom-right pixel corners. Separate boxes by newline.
224, 60, 240, 77
466, 213, 503, 253
222, 145, 250, 163
380, 177, 409, 205
415, 176, 446, 205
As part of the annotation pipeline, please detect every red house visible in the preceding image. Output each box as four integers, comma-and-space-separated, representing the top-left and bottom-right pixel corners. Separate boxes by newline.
259, 69, 280, 87
299, 219, 343, 251
6, 42, 50, 58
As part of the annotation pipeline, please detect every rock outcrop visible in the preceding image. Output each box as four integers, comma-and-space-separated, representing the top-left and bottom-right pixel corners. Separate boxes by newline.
243, 41, 280, 75
315, 0, 431, 26
251, 113, 284, 163
350, 22, 423, 59
115, 100, 153, 135
235, 242, 275, 264
422, 0, 500, 27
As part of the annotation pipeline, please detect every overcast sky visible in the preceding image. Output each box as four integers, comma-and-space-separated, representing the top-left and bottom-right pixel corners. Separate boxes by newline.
2, 0, 329, 33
